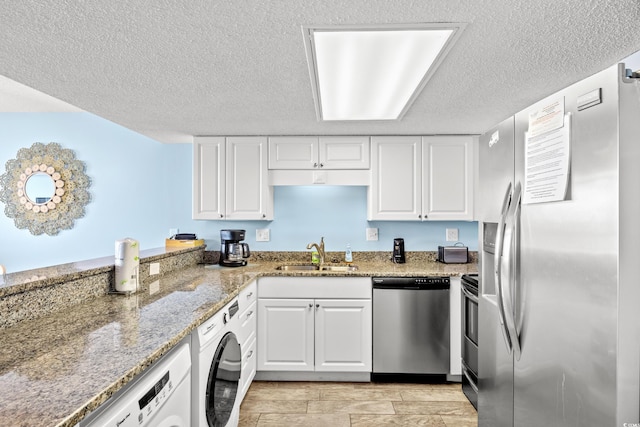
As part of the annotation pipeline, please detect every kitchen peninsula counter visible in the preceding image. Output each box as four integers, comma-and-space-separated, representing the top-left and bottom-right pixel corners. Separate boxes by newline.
0, 254, 476, 427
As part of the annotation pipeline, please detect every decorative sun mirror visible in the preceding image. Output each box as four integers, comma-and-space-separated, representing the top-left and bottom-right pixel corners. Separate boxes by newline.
0, 142, 91, 235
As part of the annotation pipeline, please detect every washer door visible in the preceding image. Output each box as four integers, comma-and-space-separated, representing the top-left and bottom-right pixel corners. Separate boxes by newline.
205, 332, 241, 426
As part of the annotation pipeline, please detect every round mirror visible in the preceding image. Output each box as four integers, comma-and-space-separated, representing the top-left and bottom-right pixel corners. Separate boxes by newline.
24, 172, 55, 205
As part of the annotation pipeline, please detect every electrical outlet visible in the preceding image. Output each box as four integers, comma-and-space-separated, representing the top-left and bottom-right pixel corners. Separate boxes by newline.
149, 280, 160, 295
256, 228, 270, 242
169, 228, 179, 237
446, 228, 459, 242
150, 263, 160, 275
366, 227, 379, 241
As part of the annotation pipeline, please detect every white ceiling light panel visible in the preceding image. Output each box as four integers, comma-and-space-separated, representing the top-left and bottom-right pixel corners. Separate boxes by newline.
303, 23, 466, 121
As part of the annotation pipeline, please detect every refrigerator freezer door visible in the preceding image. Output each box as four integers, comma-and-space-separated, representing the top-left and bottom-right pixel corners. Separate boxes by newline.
478, 117, 516, 427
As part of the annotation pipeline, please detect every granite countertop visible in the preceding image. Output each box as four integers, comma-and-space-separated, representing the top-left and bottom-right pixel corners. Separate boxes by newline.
0, 256, 476, 427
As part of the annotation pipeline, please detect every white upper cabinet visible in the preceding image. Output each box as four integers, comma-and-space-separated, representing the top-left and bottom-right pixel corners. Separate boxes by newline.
368, 136, 422, 220
193, 137, 226, 219
368, 135, 474, 221
193, 136, 273, 220
268, 136, 370, 169
423, 136, 475, 220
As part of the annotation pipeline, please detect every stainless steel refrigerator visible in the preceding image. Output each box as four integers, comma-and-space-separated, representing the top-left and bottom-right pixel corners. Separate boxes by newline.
477, 62, 640, 426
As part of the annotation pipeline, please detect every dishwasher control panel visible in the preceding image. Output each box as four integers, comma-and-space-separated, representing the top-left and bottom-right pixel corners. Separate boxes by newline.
372, 276, 450, 289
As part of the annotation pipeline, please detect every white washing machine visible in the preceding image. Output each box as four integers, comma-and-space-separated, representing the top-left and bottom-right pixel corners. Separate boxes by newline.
81, 337, 191, 427
192, 298, 242, 427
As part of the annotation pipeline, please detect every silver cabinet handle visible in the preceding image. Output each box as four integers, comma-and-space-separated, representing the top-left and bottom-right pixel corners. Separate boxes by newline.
247, 310, 254, 319
308, 303, 313, 309
319, 163, 324, 168
247, 350, 254, 359
246, 292, 253, 299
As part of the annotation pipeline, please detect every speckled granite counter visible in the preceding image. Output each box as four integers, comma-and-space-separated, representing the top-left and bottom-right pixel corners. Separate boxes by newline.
0, 252, 476, 427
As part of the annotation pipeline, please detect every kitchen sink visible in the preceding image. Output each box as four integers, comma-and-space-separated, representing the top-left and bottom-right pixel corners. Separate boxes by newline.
275, 264, 358, 272
320, 265, 358, 272
275, 264, 319, 271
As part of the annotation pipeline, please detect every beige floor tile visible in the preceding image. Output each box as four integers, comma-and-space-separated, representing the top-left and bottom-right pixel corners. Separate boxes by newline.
245, 387, 320, 401
257, 413, 351, 426
441, 415, 478, 427
393, 401, 477, 416
400, 389, 469, 402
351, 414, 446, 426
238, 412, 260, 427
271, 380, 358, 390
239, 399, 308, 414
354, 383, 462, 391
245, 381, 281, 390
307, 400, 396, 414
320, 388, 402, 401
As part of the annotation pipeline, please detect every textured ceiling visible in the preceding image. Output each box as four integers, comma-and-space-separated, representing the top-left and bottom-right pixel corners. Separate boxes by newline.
1, 0, 640, 143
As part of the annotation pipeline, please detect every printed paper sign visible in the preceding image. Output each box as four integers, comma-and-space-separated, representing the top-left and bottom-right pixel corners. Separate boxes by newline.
528, 98, 565, 138
523, 115, 571, 204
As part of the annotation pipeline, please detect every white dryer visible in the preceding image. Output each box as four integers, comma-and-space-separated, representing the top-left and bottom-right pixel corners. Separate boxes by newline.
81, 337, 191, 427
192, 298, 242, 427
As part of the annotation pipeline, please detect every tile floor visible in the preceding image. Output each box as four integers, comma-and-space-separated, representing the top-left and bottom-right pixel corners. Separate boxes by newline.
239, 381, 478, 426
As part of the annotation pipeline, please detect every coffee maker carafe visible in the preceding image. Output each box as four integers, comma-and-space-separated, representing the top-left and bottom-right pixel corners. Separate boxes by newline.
220, 229, 251, 267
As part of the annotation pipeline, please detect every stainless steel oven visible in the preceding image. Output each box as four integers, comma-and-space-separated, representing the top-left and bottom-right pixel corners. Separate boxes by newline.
461, 273, 478, 409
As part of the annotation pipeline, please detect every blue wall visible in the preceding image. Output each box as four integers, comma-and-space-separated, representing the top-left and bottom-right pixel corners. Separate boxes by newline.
0, 113, 477, 273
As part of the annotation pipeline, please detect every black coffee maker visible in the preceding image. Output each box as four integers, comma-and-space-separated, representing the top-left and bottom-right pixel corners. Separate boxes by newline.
220, 229, 251, 267
393, 238, 406, 263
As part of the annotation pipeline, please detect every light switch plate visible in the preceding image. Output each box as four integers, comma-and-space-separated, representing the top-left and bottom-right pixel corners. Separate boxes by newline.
256, 228, 270, 242
366, 227, 379, 241
446, 228, 459, 242
150, 262, 160, 275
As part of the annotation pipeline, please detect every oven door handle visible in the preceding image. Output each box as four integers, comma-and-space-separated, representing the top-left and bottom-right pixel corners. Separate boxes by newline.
461, 285, 479, 304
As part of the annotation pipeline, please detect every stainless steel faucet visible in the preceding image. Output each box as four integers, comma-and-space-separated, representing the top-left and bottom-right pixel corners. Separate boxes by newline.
306, 237, 325, 266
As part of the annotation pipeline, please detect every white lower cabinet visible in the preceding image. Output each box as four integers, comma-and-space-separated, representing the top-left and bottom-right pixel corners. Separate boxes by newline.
238, 280, 258, 401
256, 277, 372, 373
314, 299, 372, 372
257, 298, 315, 371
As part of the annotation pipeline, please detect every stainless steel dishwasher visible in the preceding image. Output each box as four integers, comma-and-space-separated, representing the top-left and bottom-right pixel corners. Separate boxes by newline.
372, 276, 450, 381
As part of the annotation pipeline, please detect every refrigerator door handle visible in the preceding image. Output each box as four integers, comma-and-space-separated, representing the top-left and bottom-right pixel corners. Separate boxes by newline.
494, 182, 513, 353
501, 181, 522, 360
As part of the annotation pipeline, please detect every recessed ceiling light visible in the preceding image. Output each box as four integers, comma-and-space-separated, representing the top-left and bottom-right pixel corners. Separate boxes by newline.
302, 23, 466, 121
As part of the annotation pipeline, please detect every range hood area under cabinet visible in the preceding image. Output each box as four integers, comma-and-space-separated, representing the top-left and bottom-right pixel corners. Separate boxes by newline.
268, 136, 370, 186
192, 135, 475, 221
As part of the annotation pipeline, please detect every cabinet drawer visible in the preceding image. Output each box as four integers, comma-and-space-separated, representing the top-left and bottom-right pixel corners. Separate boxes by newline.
238, 300, 257, 346
240, 336, 257, 402
239, 280, 257, 309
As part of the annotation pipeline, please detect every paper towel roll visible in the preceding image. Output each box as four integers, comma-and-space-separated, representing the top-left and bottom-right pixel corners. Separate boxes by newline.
115, 238, 139, 293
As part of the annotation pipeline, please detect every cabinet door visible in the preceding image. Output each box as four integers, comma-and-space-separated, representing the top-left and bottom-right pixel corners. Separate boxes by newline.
268, 136, 319, 169
193, 137, 225, 219
257, 299, 314, 371
226, 136, 273, 220
422, 136, 474, 220
314, 299, 372, 372
369, 136, 422, 220
319, 136, 370, 169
